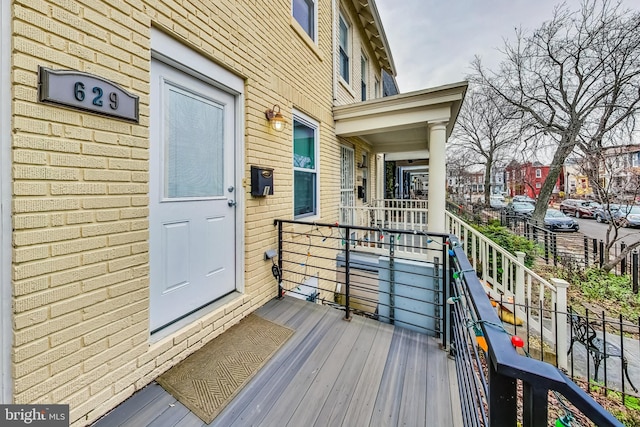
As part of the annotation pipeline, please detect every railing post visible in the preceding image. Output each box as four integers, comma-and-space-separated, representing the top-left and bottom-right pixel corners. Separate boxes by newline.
522, 383, 549, 427
277, 220, 284, 299
389, 233, 395, 324
344, 225, 351, 320
544, 231, 550, 264
621, 242, 626, 275
550, 278, 569, 370
599, 240, 604, 267
515, 251, 526, 308
488, 356, 517, 426
583, 236, 589, 268
592, 238, 597, 264
633, 250, 639, 294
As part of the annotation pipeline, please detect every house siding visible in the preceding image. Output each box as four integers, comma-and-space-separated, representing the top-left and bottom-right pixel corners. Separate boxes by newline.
10, 0, 345, 425
335, 0, 383, 105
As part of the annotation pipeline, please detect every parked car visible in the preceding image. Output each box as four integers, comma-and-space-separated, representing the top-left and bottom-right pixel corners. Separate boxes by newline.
489, 195, 506, 209
543, 209, 579, 232
613, 205, 640, 228
593, 204, 620, 223
559, 199, 599, 219
504, 201, 535, 217
512, 195, 536, 204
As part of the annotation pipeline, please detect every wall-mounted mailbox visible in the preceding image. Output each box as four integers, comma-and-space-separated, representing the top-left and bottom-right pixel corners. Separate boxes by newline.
251, 166, 274, 196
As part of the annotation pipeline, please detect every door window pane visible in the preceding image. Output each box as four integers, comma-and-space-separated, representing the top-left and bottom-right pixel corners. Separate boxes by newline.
166, 84, 224, 198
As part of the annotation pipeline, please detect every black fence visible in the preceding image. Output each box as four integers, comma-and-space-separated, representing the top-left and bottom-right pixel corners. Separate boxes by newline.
274, 219, 625, 426
446, 201, 640, 292
447, 237, 624, 427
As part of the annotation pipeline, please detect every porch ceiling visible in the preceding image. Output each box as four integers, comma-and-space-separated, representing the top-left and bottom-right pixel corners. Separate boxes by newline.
333, 81, 468, 155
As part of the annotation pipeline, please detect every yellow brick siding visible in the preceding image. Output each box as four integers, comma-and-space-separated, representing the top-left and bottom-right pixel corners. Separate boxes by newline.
8, 0, 359, 424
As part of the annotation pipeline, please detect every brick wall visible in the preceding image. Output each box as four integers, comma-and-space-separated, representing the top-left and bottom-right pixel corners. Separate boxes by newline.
10, 0, 347, 424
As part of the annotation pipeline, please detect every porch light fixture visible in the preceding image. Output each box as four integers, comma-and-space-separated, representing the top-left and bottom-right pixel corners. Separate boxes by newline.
265, 105, 286, 132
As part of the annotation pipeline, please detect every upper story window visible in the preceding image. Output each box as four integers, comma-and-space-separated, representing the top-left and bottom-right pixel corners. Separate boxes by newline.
293, 112, 319, 218
293, 0, 316, 41
535, 168, 542, 178
361, 54, 368, 101
339, 13, 350, 83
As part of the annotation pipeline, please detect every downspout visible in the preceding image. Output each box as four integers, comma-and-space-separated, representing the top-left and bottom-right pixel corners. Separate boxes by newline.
332, 0, 337, 103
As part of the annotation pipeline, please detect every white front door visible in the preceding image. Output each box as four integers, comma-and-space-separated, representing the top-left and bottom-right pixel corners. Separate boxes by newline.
149, 59, 236, 332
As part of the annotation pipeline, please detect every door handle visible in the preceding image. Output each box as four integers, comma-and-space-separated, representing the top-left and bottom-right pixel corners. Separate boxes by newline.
228, 200, 237, 207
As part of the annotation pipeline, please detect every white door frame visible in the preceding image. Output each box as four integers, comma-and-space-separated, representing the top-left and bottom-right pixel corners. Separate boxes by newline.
0, 0, 11, 402
150, 29, 246, 313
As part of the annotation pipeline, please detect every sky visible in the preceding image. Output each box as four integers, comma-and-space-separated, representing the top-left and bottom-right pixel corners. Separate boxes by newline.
373, 0, 631, 93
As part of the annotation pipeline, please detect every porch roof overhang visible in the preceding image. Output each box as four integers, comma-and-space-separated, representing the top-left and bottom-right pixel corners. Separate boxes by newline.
333, 81, 468, 155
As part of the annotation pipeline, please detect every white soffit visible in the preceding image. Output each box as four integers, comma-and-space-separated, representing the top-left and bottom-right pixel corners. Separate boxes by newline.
334, 82, 468, 153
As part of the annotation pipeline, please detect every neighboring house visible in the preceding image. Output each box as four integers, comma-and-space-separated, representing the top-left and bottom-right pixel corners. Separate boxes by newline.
561, 160, 592, 197
598, 144, 640, 200
0, 1, 466, 425
490, 165, 506, 195
505, 161, 552, 198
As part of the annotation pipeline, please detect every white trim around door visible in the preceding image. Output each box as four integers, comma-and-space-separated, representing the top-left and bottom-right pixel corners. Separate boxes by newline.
149, 29, 245, 333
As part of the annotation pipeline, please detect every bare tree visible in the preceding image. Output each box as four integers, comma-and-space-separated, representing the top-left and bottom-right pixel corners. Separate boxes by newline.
472, 0, 640, 222
450, 86, 521, 206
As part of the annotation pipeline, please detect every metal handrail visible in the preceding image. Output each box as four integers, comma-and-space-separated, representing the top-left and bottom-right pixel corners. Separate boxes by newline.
449, 237, 623, 427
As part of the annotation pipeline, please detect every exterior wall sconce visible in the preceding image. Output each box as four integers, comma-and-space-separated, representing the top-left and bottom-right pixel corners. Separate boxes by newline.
265, 105, 286, 132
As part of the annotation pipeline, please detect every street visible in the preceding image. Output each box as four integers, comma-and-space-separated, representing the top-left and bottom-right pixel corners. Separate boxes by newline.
575, 217, 640, 245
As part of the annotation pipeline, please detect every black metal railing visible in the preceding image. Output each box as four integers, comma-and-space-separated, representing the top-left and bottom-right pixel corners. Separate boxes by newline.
447, 236, 624, 427
274, 219, 448, 336
273, 218, 626, 426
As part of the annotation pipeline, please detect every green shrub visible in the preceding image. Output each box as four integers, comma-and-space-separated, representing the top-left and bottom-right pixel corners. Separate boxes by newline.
473, 224, 538, 268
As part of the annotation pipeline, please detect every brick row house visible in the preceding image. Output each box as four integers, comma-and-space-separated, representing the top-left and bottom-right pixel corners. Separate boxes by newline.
504, 160, 552, 199
0, 1, 466, 424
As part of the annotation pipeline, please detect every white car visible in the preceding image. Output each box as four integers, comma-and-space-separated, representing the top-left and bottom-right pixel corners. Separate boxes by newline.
489, 195, 506, 209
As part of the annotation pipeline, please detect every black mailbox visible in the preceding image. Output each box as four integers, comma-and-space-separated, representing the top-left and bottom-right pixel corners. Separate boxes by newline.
251, 166, 274, 196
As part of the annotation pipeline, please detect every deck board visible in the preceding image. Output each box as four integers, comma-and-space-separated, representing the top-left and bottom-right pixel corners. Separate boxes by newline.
339, 322, 395, 427
91, 297, 460, 427
282, 316, 367, 426
313, 319, 380, 425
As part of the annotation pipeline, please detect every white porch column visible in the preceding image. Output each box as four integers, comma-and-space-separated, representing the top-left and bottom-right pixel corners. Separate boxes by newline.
427, 122, 447, 233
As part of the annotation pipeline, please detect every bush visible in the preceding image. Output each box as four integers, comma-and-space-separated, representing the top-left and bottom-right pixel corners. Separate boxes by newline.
473, 224, 538, 268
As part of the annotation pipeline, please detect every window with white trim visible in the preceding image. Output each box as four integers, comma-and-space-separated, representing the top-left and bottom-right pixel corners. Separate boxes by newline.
361, 54, 368, 101
535, 168, 542, 178
339, 13, 350, 83
293, 113, 319, 218
293, 0, 316, 41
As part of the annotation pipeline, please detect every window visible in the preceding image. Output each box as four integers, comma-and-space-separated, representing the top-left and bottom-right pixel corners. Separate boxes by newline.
536, 183, 542, 188
293, 113, 318, 218
293, 0, 316, 41
535, 168, 542, 178
361, 55, 368, 101
339, 14, 350, 83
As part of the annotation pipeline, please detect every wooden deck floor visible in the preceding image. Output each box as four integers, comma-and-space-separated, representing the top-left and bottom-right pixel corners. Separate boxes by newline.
92, 296, 462, 427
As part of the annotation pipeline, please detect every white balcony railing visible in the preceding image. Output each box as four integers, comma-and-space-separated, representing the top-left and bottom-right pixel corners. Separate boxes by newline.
446, 210, 568, 369
338, 201, 567, 369
339, 199, 429, 256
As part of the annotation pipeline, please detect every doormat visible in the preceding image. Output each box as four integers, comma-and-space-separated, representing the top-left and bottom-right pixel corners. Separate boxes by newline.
156, 313, 294, 423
